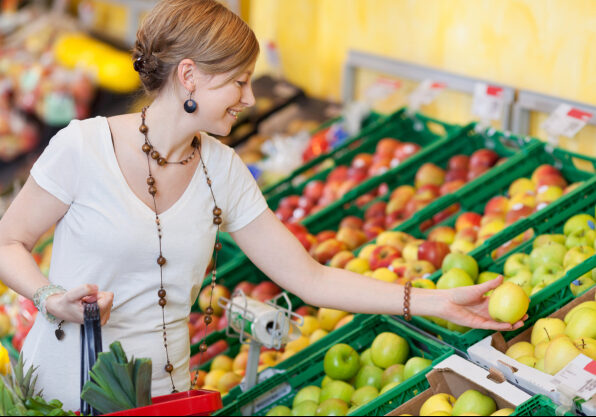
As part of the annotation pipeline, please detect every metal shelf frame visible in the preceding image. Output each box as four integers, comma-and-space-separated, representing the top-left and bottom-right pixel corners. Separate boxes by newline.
341, 50, 516, 129
511, 90, 596, 136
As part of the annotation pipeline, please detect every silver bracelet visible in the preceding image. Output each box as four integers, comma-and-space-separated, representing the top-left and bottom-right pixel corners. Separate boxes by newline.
33, 284, 66, 324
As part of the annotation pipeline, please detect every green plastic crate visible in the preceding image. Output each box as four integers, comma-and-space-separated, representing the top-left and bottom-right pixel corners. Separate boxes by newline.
398, 175, 596, 352
1, 335, 19, 360
513, 395, 576, 416
215, 315, 454, 416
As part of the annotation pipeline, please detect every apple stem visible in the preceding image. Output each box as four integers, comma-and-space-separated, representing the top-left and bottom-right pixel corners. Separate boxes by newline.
545, 328, 551, 341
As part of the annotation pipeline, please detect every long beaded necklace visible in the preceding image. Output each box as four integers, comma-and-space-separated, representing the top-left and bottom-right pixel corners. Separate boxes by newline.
139, 107, 222, 393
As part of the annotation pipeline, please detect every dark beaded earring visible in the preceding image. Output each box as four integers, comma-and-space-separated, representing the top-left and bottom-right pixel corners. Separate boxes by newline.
184, 91, 198, 113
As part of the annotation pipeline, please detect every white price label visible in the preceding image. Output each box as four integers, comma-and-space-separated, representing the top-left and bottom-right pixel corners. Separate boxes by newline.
541, 104, 593, 139
552, 354, 596, 401
472, 83, 505, 121
409, 79, 446, 111
365, 77, 401, 102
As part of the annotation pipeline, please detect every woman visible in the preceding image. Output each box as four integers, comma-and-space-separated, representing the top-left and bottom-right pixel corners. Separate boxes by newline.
0, 0, 523, 410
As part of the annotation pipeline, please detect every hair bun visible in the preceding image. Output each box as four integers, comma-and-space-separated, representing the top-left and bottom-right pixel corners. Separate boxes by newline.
133, 53, 159, 75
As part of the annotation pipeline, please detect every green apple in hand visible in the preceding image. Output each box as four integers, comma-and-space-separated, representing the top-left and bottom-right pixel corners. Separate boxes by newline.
292, 401, 318, 416
544, 337, 581, 375
381, 364, 404, 388
565, 229, 596, 249
503, 253, 531, 277
452, 389, 497, 416
478, 271, 500, 285
354, 365, 383, 390
563, 214, 596, 236
350, 386, 379, 407
533, 234, 566, 249
324, 344, 360, 380
371, 332, 409, 369
293, 386, 321, 408
437, 268, 475, 289
403, 357, 432, 380
320, 380, 354, 404
565, 308, 596, 340
315, 399, 349, 416
531, 318, 566, 345
489, 282, 529, 324
529, 242, 566, 271
442, 253, 479, 281
570, 277, 596, 296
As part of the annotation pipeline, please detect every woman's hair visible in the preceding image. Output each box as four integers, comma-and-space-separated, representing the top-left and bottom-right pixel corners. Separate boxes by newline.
132, 0, 259, 94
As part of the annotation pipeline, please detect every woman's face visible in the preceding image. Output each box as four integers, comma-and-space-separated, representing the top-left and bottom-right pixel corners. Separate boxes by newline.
194, 62, 256, 137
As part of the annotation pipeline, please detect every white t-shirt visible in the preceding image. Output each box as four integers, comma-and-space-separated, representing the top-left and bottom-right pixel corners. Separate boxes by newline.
21, 116, 268, 411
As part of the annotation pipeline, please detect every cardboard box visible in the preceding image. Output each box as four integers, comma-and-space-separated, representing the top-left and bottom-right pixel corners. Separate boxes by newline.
468, 287, 596, 416
387, 355, 530, 416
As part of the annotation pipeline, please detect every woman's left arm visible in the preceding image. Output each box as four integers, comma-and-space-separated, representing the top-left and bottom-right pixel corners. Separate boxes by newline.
230, 209, 524, 331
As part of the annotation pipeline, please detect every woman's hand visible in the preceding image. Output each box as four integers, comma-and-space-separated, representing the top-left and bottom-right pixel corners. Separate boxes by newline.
434, 276, 527, 331
46, 284, 114, 326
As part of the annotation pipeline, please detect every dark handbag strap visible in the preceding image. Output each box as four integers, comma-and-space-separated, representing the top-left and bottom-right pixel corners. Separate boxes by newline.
80, 302, 103, 416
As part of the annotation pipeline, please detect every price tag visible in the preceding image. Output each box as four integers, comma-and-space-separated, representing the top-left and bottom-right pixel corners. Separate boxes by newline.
552, 354, 596, 401
541, 104, 593, 140
472, 83, 505, 121
266, 41, 282, 73
409, 79, 446, 111
364, 77, 402, 102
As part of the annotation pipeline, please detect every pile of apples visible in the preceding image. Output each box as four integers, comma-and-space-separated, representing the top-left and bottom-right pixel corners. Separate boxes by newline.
190, 306, 353, 397
265, 332, 433, 416
504, 292, 596, 376
414, 390, 513, 416
274, 138, 421, 223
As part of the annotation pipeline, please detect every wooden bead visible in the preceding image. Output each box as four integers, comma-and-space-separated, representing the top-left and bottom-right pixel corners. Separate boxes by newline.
213, 207, 222, 216
199, 343, 208, 353
191, 137, 199, 148
142, 143, 151, 153
205, 307, 214, 316
159, 298, 167, 307
158, 157, 167, 166
147, 176, 155, 186
151, 151, 160, 160
158, 289, 166, 298
204, 315, 213, 325
165, 364, 174, 373
214, 242, 222, 251
213, 216, 222, 225
157, 256, 166, 266
139, 125, 148, 134
148, 186, 157, 196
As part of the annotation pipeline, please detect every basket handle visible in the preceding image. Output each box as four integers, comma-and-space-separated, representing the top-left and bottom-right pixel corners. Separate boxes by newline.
80, 302, 103, 416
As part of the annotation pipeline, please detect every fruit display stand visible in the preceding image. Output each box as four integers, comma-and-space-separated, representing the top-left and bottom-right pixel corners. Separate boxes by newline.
380, 355, 530, 416
400, 177, 596, 353
468, 286, 596, 416
213, 315, 454, 416
513, 395, 577, 416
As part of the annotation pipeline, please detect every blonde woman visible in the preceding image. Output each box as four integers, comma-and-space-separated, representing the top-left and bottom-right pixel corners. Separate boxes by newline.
0, 0, 523, 409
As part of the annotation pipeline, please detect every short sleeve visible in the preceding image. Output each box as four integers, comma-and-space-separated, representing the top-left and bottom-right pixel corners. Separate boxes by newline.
221, 151, 268, 232
30, 120, 82, 205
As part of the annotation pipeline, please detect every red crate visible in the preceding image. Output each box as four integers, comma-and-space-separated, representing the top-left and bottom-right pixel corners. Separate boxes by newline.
102, 390, 222, 416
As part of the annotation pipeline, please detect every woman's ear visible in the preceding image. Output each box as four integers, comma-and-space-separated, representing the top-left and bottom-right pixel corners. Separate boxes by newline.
177, 59, 197, 92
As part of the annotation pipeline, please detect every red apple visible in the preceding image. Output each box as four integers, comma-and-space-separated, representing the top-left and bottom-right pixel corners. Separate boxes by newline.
327, 166, 349, 183
385, 211, 406, 229
448, 154, 470, 171
339, 216, 364, 230
199, 284, 231, 316
428, 226, 457, 245
351, 153, 374, 169
445, 169, 469, 183
363, 224, 385, 240
296, 233, 318, 251
202, 340, 229, 363
404, 260, 436, 280
364, 201, 388, 220
415, 163, 446, 188
393, 142, 422, 163
386, 196, 411, 216
279, 195, 301, 210
316, 230, 337, 243
368, 158, 392, 177
375, 138, 401, 157
369, 245, 402, 270
485, 196, 509, 215
189, 312, 202, 325
418, 241, 451, 269
535, 174, 568, 189
285, 223, 308, 236
439, 180, 466, 196
336, 227, 368, 250
390, 185, 416, 202
505, 204, 534, 225
455, 227, 478, 243
217, 314, 228, 331
531, 165, 561, 184
469, 149, 499, 169
377, 183, 390, 197
455, 212, 482, 232
303, 180, 325, 202
295, 306, 317, 317
564, 183, 582, 195
432, 203, 461, 225
347, 166, 369, 183
467, 166, 489, 181
403, 198, 433, 220
251, 281, 282, 302
329, 250, 356, 269
275, 207, 294, 222
414, 184, 441, 201
233, 281, 256, 297
355, 193, 376, 208
312, 238, 348, 264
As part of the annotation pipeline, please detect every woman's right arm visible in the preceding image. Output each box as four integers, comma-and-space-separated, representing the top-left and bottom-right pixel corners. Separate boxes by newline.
0, 176, 113, 325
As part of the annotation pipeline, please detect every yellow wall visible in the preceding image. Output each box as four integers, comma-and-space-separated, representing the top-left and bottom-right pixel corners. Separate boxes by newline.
249, 0, 596, 155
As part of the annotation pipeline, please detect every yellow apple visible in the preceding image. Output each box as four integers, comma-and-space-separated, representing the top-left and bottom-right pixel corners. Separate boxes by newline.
358, 244, 378, 260
517, 355, 537, 368
309, 329, 328, 344
564, 301, 596, 324
403, 240, 424, 262
298, 315, 320, 337
491, 409, 515, 416
544, 337, 581, 375
488, 282, 529, 324
565, 308, 596, 340
204, 369, 227, 388
574, 337, 596, 360
451, 239, 476, 254
531, 318, 566, 346
317, 308, 348, 331
419, 393, 456, 416
345, 258, 370, 274
508, 178, 536, 198
505, 341, 534, 360
372, 268, 398, 283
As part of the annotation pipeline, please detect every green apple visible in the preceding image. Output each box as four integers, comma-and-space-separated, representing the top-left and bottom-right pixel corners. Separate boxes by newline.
505, 269, 532, 287
452, 390, 496, 416
544, 337, 581, 375
563, 214, 596, 236
321, 376, 334, 388
491, 409, 515, 416
505, 341, 534, 360
428, 316, 449, 328
403, 357, 432, 380
324, 344, 360, 381
371, 332, 409, 369
447, 321, 471, 333
420, 393, 456, 416
347, 405, 360, 415
359, 349, 374, 368
529, 242, 567, 271
381, 381, 401, 395
320, 380, 355, 404
350, 386, 379, 407
531, 318, 566, 345
531, 263, 564, 286
517, 355, 537, 368
565, 308, 596, 340
533, 234, 566, 249
442, 253, 479, 281
293, 386, 321, 408
267, 405, 292, 416
564, 245, 596, 268
354, 365, 383, 390
292, 401, 318, 416
564, 301, 596, 324
477, 271, 500, 285
381, 364, 405, 388
504, 253, 531, 277
489, 282, 529, 324
570, 277, 596, 296
530, 282, 546, 296
566, 229, 596, 249
437, 268, 475, 289
574, 337, 596, 360
315, 399, 349, 416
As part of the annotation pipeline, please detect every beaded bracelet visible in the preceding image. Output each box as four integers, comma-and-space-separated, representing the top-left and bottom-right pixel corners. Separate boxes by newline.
403, 281, 412, 321
33, 284, 66, 324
